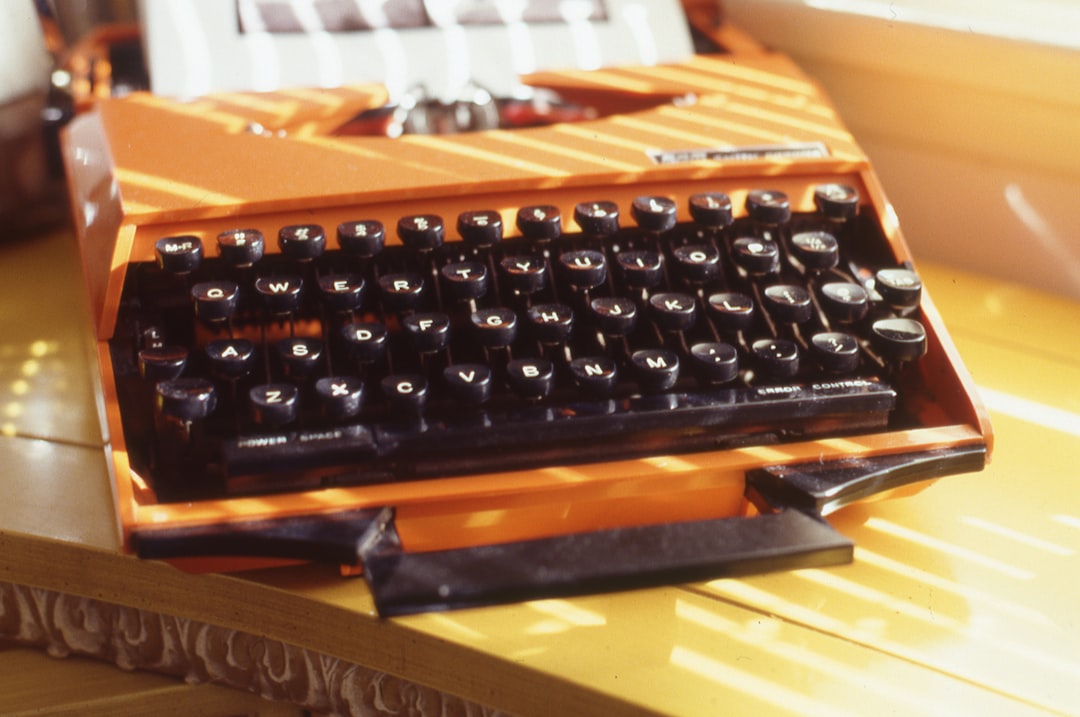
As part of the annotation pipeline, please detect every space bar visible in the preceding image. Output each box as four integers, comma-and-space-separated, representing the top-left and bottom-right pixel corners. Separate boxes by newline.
221, 377, 896, 479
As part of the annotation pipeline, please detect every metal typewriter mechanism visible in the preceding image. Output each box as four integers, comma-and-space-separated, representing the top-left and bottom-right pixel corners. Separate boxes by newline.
62, 21, 991, 616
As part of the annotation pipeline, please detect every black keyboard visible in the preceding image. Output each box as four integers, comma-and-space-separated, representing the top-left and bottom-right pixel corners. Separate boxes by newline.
113, 187, 932, 502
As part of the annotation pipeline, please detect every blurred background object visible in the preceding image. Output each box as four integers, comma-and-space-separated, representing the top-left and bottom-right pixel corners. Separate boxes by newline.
1, 2, 58, 236
1, 1, 140, 237
725, 0, 1080, 300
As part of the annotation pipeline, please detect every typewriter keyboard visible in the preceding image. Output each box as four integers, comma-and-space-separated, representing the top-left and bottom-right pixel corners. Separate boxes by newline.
111, 186, 929, 501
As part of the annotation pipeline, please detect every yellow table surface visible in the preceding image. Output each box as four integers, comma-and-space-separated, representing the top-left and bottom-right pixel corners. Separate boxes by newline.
2, 228, 1078, 716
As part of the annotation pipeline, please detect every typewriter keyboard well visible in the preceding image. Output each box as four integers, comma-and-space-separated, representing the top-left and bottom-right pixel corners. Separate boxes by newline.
106, 184, 935, 503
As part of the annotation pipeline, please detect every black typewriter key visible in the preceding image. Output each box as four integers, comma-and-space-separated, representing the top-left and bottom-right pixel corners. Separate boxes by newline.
616, 250, 664, 290
397, 214, 445, 251
527, 303, 575, 343
443, 364, 493, 405
516, 205, 561, 241
590, 296, 637, 336
470, 307, 518, 347
340, 322, 389, 364
457, 210, 503, 247
154, 235, 203, 275
569, 356, 618, 397
138, 346, 188, 381
276, 337, 324, 378
255, 276, 304, 315
707, 292, 755, 332
732, 237, 780, 275
574, 201, 620, 235
378, 273, 425, 312
631, 349, 680, 392
649, 292, 697, 332
337, 220, 385, 257
631, 195, 678, 233
871, 318, 927, 362
315, 376, 364, 419
689, 192, 733, 228
278, 224, 326, 261
205, 339, 256, 379
690, 342, 738, 383
506, 358, 555, 400
217, 229, 265, 267
192, 280, 241, 323
156, 378, 217, 422
250, 383, 300, 426
810, 332, 860, 372
440, 261, 490, 301
318, 274, 366, 312
874, 268, 922, 310
381, 374, 429, 415
745, 189, 791, 226
752, 338, 800, 378
672, 244, 721, 283
814, 183, 859, 222
403, 312, 452, 353
763, 284, 813, 324
820, 282, 869, 323
500, 255, 547, 295
791, 231, 839, 271
559, 250, 607, 291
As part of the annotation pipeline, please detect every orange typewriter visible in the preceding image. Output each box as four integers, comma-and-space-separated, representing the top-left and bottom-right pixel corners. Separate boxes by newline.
61, 3, 991, 615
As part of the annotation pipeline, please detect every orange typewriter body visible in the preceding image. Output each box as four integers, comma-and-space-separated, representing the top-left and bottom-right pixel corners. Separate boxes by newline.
63, 27, 991, 613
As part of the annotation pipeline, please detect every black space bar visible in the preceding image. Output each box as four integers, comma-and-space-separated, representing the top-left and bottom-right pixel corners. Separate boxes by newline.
221, 378, 896, 478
